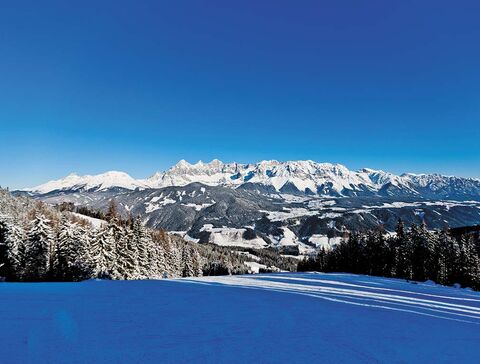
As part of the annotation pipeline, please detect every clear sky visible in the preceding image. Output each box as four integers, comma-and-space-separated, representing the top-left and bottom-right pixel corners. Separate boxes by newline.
1, 1, 479, 189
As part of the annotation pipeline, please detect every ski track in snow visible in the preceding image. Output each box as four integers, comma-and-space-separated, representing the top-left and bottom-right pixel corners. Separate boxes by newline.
183, 274, 480, 324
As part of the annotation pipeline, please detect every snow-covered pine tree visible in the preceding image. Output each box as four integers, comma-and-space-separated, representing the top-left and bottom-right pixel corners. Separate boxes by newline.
144, 235, 159, 279
163, 235, 181, 278
4, 222, 27, 280
191, 245, 203, 277
89, 224, 115, 279
54, 216, 80, 280
181, 243, 195, 277
100, 217, 128, 279
458, 235, 480, 289
73, 225, 95, 274
142, 229, 169, 279
132, 218, 151, 278
70, 222, 94, 280
115, 226, 139, 279
153, 238, 167, 278
0, 219, 11, 278
24, 214, 54, 281
180, 244, 203, 277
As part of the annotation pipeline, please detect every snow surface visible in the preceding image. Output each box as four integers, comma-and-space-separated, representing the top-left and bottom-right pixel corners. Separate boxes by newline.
273, 227, 298, 247
70, 212, 105, 229
261, 207, 318, 221
244, 261, 268, 273
1, 273, 479, 363
200, 225, 268, 249
308, 234, 343, 250
181, 202, 214, 211
267, 227, 316, 254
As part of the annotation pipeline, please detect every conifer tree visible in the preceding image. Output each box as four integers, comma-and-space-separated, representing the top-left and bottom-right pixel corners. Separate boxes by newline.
0, 220, 12, 278
191, 245, 203, 277
147, 237, 167, 279
4, 222, 26, 280
90, 225, 115, 279
458, 235, 480, 289
435, 230, 451, 285
115, 226, 138, 279
393, 220, 412, 279
24, 214, 54, 281
409, 223, 435, 281
54, 216, 79, 280
164, 236, 181, 278
133, 218, 151, 278
181, 244, 195, 277
364, 229, 388, 276
70, 223, 93, 280
105, 199, 119, 222
396, 219, 405, 239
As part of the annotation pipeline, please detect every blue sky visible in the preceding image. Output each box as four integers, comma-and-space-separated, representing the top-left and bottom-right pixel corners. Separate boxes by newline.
1, 1, 479, 189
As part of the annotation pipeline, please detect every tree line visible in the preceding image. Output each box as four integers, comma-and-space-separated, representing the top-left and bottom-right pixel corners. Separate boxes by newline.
298, 220, 480, 290
0, 200, 204, 281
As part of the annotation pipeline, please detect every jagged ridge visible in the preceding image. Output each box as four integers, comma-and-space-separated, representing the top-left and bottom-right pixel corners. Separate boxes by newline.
24, 159, 480, 200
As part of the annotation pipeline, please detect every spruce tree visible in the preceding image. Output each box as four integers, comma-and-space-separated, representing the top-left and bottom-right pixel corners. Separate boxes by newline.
435, 231, 450, 285
115, 226, 138, 279
147, 237, 167, 279
393, 221, 413, 279
105, 199, 119, 222
163, 236, 181, 278
90, 225, 115, 279
70, 223, 93, 280
54, 216, 79, 280
364, 229, 388, 276
0, 220, 12, 279
4, 222, 26, 280
458, 235, 480, 289
24, 214, 54, 281
181, 244, 195, 277
191, 245, 203, 277
410, 223, 435, 281
133, 218, 151, 278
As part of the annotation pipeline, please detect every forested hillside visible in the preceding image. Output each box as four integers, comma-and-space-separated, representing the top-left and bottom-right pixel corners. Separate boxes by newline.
299, 220, 480, 290
0, 188, 249, 281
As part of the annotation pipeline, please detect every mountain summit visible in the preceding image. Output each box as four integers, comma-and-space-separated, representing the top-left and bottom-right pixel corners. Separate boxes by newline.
26, 170, 150, 194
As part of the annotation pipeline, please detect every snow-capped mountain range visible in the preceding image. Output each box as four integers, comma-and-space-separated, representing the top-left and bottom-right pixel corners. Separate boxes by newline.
16, 159, 480, 253
24, 159, 480, 200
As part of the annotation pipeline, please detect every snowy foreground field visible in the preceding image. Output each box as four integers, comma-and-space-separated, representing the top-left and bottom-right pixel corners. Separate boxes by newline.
1, 273, 480, 363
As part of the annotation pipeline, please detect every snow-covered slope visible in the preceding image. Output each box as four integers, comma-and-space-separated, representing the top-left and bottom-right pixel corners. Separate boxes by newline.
25, 171, 150, 194
1, 272, 479, 363
24, 159, 480, 199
